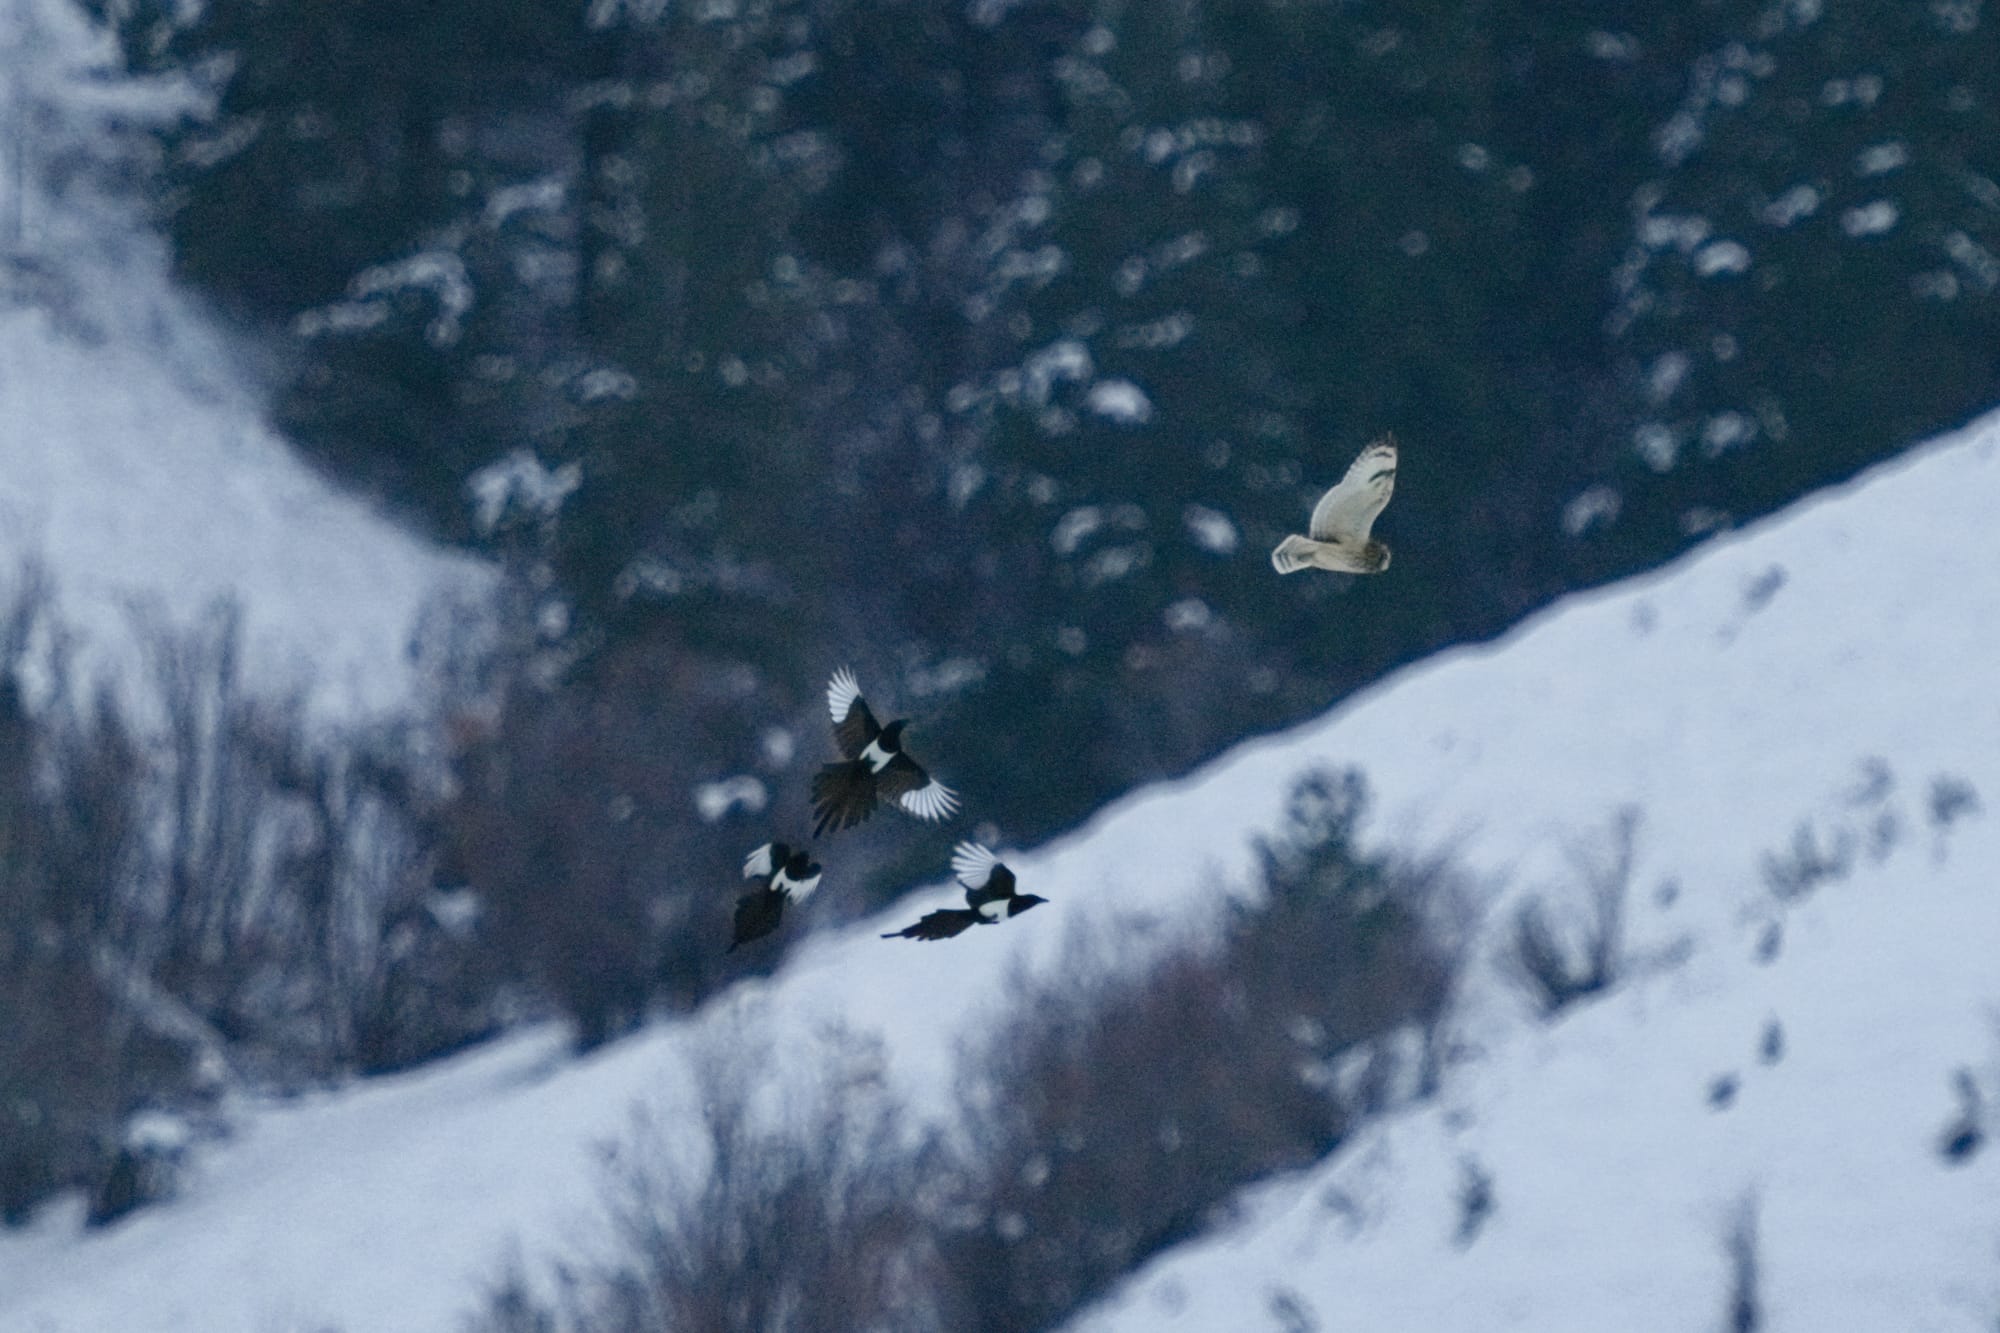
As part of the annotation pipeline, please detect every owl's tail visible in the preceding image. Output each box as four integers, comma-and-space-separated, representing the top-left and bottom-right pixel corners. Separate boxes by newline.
1271, 534, 1319, 575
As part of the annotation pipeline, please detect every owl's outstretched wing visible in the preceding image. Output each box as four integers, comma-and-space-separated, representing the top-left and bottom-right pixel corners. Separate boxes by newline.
1307, 436, 1398, 544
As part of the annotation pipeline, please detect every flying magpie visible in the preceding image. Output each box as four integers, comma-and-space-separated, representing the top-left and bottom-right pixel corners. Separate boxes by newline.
881, 841, 1046, 941
728, 840, 822, 952
810, 667, 959, 836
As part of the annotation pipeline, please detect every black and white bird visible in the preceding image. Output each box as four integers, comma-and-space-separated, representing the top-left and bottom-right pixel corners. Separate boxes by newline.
881, 841, 1046, 941
728, 840, 823, 952
1271, 434, 1398, 575
810, 667, 959, 837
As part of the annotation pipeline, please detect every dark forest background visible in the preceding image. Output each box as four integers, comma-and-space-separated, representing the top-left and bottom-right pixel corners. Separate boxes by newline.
5, 0, 1999, 1254
107, 0, 2000, 863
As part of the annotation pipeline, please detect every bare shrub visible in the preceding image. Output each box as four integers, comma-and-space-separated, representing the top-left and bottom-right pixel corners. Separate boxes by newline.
1720, 1192, 1762, 1332
942, 934, 1332, 1328
470, 767, 1462, 1331
1927, 774, 1980, 829
0, 568, 496, 1221
0, 573, 198, 1221
132, 600, 265, 993
1936, 1067, 1984, 1166
1928, 774, 1980, 865
1453, 1156, 1495, 1248
114, 599, 489, 1082
937, 767, 1459, 1331
469, 1028, 952, 1333
1507, 805, 1637, 1017
1758, 818, 1853, 903
440, 615, 812, 1048
228, 699, 496, 1076
0, 947, 121, 1222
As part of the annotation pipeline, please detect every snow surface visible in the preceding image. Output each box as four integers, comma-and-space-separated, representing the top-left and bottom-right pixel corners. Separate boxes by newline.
0, 297, 492, 722
1061, 414, 2000, 1331
4, 12, 1998, 1324
5, 401, 1998, 1330
1, 0, 489, 725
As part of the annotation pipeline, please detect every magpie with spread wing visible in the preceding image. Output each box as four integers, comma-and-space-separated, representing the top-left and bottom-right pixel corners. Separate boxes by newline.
728, 840, 822, 952
810, 667, 959, 836
881, 841, 1046, 941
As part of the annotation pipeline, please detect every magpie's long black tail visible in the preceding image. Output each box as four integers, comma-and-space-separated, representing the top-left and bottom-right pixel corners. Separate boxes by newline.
881, 907, 981, 941
811, 760, 876, 837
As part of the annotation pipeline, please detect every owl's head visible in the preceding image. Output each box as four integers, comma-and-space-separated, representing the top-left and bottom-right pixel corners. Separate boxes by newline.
1361, 540, 1391, 573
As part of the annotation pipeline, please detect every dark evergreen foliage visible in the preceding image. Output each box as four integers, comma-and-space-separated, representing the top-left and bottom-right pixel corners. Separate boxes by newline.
108, 0, 2000, 884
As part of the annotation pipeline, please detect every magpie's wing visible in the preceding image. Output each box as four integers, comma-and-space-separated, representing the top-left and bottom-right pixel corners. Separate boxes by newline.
881, 907, 981, 941
812, 761, 877, 836
951, 841, 1016, 904
1307, 435, 1397, 543
879, 752, 959, 823
742, 842, 780, 882
827, 667, 880, 758
777, 862, 823, 904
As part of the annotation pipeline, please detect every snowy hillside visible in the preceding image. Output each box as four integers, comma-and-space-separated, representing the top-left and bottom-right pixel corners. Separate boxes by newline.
1, 0, 488, 723
3, 392, 1996, 1331
1061, 411, 2000, 1330
1069, 833, 2000, 1333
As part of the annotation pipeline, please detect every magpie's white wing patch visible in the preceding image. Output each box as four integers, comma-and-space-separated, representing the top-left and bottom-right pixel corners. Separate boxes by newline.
899, 779, 960, 823
951, 840, 1001, 890
779, 868, 823, 903
827, 666, 863, 726
742, 842, 776, 880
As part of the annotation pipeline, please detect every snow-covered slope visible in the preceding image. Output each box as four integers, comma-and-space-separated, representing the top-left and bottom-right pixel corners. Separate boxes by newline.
1060, 413, 2000, 1330
1, 0, 488, 723
1070, 833, 2000, 1333
4, 403, 1995, 1331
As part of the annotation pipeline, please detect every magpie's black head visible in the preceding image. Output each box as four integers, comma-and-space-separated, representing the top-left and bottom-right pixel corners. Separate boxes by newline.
879, 719, 910, 748
783, 848, 820, 879
1009, 894, 1048, 917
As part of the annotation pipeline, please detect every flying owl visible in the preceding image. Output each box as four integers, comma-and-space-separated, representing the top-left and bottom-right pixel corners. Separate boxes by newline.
1271, 435, 1398, 576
